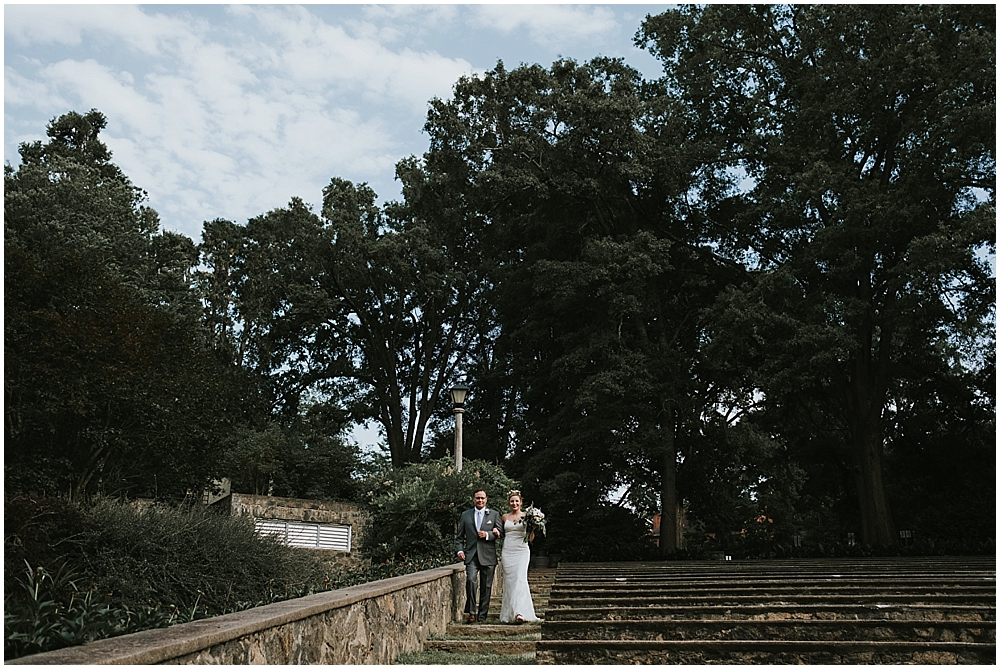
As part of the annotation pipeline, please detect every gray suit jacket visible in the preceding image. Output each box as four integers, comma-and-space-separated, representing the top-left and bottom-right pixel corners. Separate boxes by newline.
456, 507, 504, 566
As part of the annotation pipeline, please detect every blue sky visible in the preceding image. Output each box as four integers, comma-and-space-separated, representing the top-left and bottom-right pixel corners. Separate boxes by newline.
5, 4, 673, 243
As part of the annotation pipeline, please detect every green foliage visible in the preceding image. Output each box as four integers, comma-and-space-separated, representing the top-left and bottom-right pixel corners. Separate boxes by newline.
4, 110, 244, 498
328, 554, 452, 590
221, 406, 363, 501
3, 496, 465, 661
3, 562, 206, 661
73, 499, 324, 614
637, 4, 995, 546
364, 458, 518, 563
4, 496, 92, 596
395, 650, 537, 665
549, 503, 659, 563
199, 179, 483, 469
415, 55, 729, 557
5, 562, 119, 659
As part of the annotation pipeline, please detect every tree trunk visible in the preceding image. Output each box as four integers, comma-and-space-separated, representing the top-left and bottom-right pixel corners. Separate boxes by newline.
660, 404, 678, 556
843, 281, 897, 548
849, 415, 896, 547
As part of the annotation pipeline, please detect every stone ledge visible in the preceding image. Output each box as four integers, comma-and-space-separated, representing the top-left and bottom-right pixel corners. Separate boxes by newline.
9, 563, 465, 665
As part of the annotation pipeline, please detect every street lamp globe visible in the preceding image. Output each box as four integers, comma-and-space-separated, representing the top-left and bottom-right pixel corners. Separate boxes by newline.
450, 383, 469, 407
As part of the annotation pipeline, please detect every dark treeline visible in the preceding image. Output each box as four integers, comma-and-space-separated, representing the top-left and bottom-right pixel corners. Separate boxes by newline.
5, 6, 995, 556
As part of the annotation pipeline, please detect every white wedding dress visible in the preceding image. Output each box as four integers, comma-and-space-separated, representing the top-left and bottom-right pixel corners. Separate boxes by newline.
500, 519, 538, 623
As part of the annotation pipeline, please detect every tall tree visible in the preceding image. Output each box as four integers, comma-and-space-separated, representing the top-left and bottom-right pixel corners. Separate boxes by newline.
199, 179, 483, 468
638, 5, 995, 546
417, 58, 739, 554
5, 110, 240, 497
319, 178, 483, 466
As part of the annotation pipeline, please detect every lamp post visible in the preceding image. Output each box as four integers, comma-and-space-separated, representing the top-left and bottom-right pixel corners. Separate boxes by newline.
450, 384, 469, 472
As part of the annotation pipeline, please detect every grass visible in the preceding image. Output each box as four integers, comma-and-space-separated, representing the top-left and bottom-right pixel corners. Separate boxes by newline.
394, 650, 536, 665
427, 632, 541, 642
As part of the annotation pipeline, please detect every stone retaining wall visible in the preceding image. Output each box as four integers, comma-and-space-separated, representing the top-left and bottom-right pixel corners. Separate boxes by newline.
9, 564, 466, 665
230, 493, 370, 548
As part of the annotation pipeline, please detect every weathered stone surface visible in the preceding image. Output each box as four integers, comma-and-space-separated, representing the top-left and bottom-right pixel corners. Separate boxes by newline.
9, 564, 465, 665
535, 640, 996, 665
539, 558, 996, 665
541, 619, 995, 643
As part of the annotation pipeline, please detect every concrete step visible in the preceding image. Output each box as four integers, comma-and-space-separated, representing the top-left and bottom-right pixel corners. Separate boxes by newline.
542, 603, 996, 622
423, 639, 537, 655
541, 618, 996, 643
535, 639, 996, 664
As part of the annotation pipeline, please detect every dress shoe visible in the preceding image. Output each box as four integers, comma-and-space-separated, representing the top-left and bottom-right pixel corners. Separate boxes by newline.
467, 614, 477, 624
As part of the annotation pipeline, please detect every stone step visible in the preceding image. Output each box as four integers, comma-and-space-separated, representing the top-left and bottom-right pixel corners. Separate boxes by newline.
554, 574, 995, 583
535, 639, 996, 665
548, 592, 995, 608
552, 577, 993, 590
558, 568, 997, 575
556, 557, 995, 571
489, 597, 549, 610
477, 611, 547, 621
446, 623, 541, 637
555, 569, 995, 584
423, 639, 538, 655
552, 580, 996, 597
541, 618, 996, 643
542, 603, 996, 622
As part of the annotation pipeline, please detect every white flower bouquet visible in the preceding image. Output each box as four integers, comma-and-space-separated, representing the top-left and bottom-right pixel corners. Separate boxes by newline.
521, 504, 546, 543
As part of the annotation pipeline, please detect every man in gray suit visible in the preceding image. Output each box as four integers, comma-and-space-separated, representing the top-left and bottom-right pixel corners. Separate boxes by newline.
456, 488, 504, 622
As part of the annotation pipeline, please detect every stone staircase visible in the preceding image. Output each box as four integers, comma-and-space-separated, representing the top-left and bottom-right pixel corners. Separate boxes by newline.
396, 567, 557, 664
537, 557, 996, 664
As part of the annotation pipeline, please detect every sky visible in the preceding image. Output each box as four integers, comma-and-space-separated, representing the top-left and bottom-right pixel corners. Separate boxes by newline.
5, 3, 674, 244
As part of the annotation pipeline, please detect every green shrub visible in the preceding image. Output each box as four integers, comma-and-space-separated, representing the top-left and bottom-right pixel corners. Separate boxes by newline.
4, 494, 470, 661
3, 561, 200, 660
364, 458, 518, 563
75, 499, 325, 614
4, 496, 93, 598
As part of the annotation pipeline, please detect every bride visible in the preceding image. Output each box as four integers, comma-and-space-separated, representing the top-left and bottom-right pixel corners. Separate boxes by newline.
499, 491, 538, 624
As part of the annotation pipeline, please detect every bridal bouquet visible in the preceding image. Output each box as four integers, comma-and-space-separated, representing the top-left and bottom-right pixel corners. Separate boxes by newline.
521, 505, 546, 543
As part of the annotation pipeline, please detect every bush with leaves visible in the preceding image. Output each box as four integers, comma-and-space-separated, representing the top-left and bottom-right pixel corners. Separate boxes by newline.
3, 561, 206, 661
4, 494, 476, 660
364, 458, 518, 563
74, 499, 326, 614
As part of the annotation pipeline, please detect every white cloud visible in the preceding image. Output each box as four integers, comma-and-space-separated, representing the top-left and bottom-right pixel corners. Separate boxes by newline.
4, 66, 69, 110
6, 4, 647, 239
3, 5, 202, 56
239, 6, 474, 114
5, 5, 471, 237
473, 5, 620, 48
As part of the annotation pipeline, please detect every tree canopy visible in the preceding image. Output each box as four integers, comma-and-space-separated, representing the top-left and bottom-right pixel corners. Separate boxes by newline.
5, 110, 241, 498
637, 4, 995, 546
5, 5, 994, 555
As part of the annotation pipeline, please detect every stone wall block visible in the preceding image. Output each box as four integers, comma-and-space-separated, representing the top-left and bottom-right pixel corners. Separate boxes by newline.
11, 565, 465, 665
